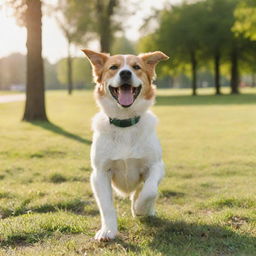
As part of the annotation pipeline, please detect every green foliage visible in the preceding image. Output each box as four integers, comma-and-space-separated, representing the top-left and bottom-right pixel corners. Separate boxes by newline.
73, 58, 93, 88
138, 0, 256, 91
56, 57, 93, 88
199, 0, 237, 56
44, 60, 61, 90
233, 0, 256, 40
55, 0, 125, 52
55, 0, 94, 45
111, 36, 136, 55
137, 34, 157, 53
0, 89, 256, 255
155, 3, 204, 61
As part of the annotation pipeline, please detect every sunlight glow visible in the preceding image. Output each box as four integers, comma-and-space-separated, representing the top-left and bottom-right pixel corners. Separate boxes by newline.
0, 0, 182, 63
0, 10, 26, 57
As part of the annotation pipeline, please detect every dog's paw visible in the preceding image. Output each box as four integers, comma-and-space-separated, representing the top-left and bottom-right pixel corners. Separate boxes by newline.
94, 228, 117, 241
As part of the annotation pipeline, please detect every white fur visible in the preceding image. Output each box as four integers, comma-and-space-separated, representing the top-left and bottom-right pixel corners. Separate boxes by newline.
107, 55, 142, 89
90, 55, 164, 241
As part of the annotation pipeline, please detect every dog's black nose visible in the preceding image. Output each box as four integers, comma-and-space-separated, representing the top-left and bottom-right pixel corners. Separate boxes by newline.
120, 70, 132, 81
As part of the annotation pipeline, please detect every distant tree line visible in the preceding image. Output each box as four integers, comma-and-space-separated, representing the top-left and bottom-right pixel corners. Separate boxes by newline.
138, 0, 256, 95
0, 35, 136, 91
0, 53, 93, 91
4, 0, 256, 121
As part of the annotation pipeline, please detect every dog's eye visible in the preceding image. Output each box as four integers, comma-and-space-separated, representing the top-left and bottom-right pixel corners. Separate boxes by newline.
133, 65, 141, 70
110, 65, 118, 70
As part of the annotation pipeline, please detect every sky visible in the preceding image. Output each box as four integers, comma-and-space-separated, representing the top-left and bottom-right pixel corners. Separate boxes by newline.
0, 0, 182, 63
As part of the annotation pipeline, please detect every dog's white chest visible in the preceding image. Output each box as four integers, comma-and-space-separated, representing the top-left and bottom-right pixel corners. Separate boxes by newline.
91, 111, 162, 163
108, 131, 146, 159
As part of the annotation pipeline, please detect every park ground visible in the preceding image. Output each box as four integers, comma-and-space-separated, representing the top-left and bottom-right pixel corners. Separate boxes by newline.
0, 88, 256, 256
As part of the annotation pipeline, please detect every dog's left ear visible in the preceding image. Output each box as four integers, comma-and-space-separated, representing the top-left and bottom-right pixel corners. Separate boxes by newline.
82, 49, 110, 83
139, 51, 169, 80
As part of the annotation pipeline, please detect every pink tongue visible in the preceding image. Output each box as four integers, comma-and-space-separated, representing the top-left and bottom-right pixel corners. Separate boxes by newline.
118, 88, 133, 106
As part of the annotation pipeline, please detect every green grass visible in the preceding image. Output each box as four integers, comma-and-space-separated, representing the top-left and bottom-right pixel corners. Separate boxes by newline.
0, 88, 256, 256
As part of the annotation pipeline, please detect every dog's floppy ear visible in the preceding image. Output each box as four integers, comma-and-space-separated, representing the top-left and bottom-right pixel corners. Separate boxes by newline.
82, 49, 109, 83
139, 51, 169, 81
140, 51, 169, 65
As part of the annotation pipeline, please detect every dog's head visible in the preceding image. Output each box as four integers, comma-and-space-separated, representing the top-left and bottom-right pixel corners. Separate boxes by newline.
82, 49, 169, 117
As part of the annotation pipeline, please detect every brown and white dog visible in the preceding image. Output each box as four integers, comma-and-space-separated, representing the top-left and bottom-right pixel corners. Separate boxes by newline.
82, 49, 169, 241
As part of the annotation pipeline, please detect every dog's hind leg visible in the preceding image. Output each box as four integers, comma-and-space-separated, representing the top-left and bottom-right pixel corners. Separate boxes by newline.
133, 161, 164, 216
91, 169, 117, 241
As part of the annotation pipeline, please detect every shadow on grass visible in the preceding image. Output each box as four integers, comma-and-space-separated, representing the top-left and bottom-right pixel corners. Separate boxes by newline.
0, 198, 98, 219
139, 216, 256, 256
156, 93, 256, 106
31, 121, 91, 145
2, 215, 255, 255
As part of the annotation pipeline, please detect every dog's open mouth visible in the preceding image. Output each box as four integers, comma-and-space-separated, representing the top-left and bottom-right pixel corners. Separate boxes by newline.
109, 84, 142, 108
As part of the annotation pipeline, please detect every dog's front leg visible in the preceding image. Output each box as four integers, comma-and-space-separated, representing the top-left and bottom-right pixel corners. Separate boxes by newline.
133, 161, 164, 216
91, 168, 117, 241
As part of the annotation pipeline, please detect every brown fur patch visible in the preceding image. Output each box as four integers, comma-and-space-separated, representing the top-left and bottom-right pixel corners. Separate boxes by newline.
82, 49, 109, 84
101, 56, 125, 82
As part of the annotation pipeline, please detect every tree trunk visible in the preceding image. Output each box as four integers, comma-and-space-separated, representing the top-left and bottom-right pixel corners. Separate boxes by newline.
230, 48, 240, 94
67, 40, 73, 95
23, 0, 47, 121
214, 52, 221, 95
99, 26, 111, 53
191, 51, 197, 96
96, 0, 117, 53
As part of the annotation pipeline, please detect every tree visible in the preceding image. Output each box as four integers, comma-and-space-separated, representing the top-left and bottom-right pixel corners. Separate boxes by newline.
232, 0, 256, 90
140, 0, 255, 95
57, 15, 74, 95
54, 0, 93, 95
44, 60, 61, 90
53, 0, 120, 95
95, 0, 118, 52
239, 47, 256, 87
200, 0, 235, 95
111, 36, 136, 54
155, 3, 206, 95
233, 0, 256, 41
215, 0, 256, 95
62, 0, 121, 53
57, 57, 93, 89
23, 0, 47, 120
7, 0, 47, 121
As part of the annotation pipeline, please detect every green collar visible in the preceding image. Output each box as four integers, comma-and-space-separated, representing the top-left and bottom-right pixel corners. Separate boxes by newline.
109, 116, 140, 128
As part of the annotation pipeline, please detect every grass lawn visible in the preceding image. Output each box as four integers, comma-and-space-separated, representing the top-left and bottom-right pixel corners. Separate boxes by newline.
0, 88, 256, 256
